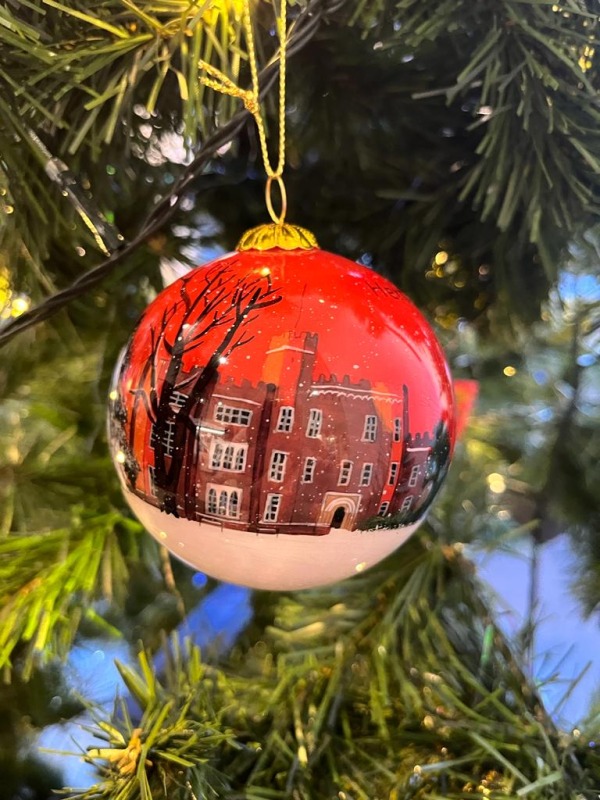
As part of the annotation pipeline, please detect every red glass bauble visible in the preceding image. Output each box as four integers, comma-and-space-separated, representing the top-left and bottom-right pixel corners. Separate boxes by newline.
109, 224, 455, 590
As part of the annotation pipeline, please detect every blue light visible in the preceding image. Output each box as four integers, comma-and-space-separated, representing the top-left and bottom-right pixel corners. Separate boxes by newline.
192, 571, 208, 588
558, 272, 600, 302
577, 353, 596, 368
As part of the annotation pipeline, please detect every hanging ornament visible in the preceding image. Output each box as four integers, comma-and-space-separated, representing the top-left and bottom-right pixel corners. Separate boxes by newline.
109, 225, 455, 589
108, 0, 456, 590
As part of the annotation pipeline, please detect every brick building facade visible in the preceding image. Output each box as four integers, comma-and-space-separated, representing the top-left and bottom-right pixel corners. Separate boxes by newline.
135, 331, 440, 535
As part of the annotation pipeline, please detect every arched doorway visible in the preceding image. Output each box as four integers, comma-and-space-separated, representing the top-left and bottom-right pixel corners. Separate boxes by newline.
318, 492, 361, 530
331, 506, 346, 529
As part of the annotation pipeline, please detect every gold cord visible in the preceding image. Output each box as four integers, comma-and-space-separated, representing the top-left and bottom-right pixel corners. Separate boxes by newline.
199, 0, 288, 225
243, 0, 287, 181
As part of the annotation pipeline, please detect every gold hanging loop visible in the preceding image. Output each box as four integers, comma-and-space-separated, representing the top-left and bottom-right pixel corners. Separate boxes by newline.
265, 175, 287, 225
200, 0, 318, 249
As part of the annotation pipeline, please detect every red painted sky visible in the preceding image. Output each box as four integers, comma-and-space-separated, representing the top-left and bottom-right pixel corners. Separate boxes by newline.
125, 247, 455, 434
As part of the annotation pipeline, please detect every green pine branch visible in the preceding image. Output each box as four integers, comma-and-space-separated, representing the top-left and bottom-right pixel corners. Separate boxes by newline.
0, 0, 249, 152
358, 0, 600, 283
0, 0, 250, 270
2, 0, 599, 328
64, 540, 599, 800
62, 646, 243, 800
0, 509, 138, 679
0, 304, 156, 677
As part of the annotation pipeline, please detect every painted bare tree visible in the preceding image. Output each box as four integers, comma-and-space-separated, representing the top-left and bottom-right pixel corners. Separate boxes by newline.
128, 261, 281, 516
108, 388, 140, 488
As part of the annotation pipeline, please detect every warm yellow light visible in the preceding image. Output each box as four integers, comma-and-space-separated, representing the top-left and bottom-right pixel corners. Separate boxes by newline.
115, 450, 126, 464
355, 561, 367, 573
108, 389, 119, 401
503, 365, 517, 377
7, 444, 20, 464
259, 267, 271, 277
487, 473, 506, 494
434, 250, 449, 266
11, 296, 31, 316
297, 745, 308, 765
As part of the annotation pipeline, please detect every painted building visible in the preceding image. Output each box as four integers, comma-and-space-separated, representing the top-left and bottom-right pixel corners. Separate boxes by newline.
135, 331, 440, 535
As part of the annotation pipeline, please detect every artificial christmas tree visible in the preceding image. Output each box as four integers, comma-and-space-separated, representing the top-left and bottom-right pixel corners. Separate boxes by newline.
0, 1, 599, 798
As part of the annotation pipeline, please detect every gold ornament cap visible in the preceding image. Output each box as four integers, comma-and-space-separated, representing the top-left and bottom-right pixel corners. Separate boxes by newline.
237, 222, 319, 252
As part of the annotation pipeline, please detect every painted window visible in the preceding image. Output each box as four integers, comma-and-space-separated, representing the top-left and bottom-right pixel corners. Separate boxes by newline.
235, 448, 246, 471
207, 487, 217, 514
338, 460, 353, 486
302, 457, 316, 483
229, 490, 239, 518
401, 495, 414, 511
393, 417, 402, 442
269, 451, 287, 482
363, 415, 377, 442
276, 406, 294, 432
264, 493, 282, 522
171, 391, 188, 408
306, 408, 323, 438
205, 485, 241, 518
214, 404, 252, 426
210, 442, 247, 472
223, 445, 234, 470
163, 419, 176, 456
388, 462, 399, 485
360, 463, 373, 486
210, 442, 223, 469
408, 465, 420, 488
378, 501, 389, 516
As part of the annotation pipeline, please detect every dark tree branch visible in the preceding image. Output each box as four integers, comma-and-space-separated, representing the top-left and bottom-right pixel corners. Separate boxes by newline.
173, 371, 200, 391
149, 327, 159, 417
230, 333, 255, 351
180, 281, 192, 314
159, 304, 178, 357
130, 387, 156, 425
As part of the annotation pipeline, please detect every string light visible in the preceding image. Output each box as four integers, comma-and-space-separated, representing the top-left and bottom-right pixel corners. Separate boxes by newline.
487, 473, 506, 494
579, 44, 594, 72
0, 266, 32, 320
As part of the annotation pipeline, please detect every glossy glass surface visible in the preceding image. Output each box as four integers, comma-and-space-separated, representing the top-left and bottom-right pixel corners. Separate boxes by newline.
109, 247, 455, 588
